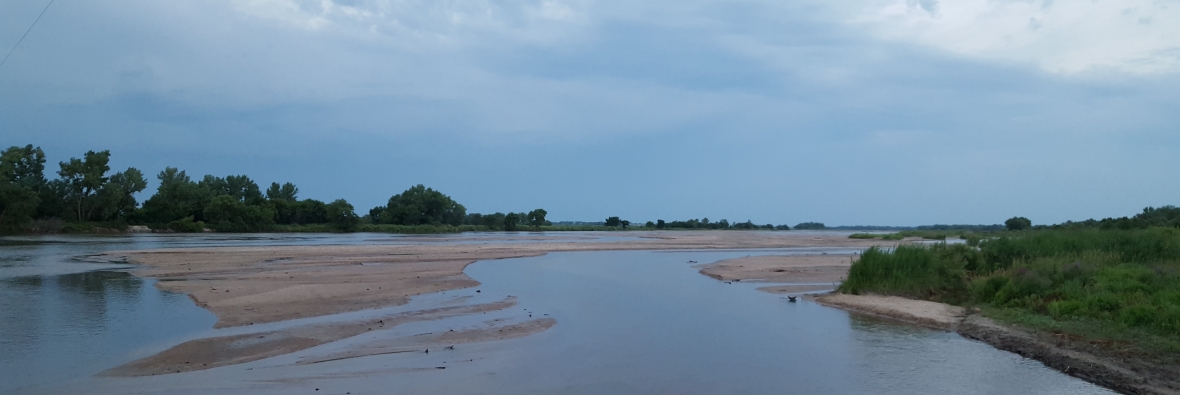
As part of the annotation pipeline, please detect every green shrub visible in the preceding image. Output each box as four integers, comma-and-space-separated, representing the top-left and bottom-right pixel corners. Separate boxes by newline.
166, 216, 206, 232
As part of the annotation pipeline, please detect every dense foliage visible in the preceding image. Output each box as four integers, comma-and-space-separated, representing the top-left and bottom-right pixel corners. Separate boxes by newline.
368, 185, 466, 226
794, 222, 825, 230
1, 146, 147, 232
0, 144, 560, 234
840, 228, 1180, 355
0, 145, 376, 234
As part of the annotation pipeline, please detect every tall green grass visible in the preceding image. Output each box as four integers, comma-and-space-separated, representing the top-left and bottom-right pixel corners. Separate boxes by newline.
841, 228, 1180, 356
840, 244, 979, 303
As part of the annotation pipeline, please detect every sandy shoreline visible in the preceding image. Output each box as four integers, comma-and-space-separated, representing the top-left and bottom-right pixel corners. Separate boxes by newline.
97, 231, 890, 376
696, 254, 859, 294
812, 293, 1180, 395
105, 231, 887, 328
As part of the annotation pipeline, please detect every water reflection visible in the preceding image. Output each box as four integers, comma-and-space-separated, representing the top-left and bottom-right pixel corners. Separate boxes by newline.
0, 271, 215, 392
1, 234, 1115, 394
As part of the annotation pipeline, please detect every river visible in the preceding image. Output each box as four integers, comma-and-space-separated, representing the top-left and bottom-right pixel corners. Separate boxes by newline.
0, 233, 1113, 394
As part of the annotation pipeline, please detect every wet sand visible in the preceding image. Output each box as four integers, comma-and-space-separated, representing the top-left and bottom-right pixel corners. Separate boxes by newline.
813, 293, 967, 330
696, 254, 860, 293
104, 231, 888, 328
96, 231, 891, 376
103, 297, 523, 377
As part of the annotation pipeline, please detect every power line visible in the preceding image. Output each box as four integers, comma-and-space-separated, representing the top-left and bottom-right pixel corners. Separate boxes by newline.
0, 0, 56, 69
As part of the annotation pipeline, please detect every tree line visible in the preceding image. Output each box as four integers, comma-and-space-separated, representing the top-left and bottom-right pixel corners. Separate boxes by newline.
0, 145, 548, 234
598, 217, 802, 231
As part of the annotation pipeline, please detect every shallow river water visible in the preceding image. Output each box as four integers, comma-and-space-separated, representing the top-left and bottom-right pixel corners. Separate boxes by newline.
0, 233, 1114, 394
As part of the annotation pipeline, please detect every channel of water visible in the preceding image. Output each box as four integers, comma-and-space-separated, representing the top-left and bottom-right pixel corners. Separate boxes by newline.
0, 234, 1113, 394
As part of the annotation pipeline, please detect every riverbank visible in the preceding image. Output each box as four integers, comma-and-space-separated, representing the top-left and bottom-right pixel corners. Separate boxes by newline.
103, 231, 884, 328
811, 293, 1179, 395
93, 231, 888, 376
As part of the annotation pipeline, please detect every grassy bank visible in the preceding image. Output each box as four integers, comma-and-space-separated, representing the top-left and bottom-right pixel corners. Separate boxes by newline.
840, 228, 1180, 359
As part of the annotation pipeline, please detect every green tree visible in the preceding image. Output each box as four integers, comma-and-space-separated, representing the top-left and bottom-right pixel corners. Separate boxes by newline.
141, 167, 211, 223
200, 175, 264, 205
266, 182, 298, 201
292, 199, 328, 224
373, 185, 466, 226
504, 212, 520, 231
656, 219, 665, 229
56, 150, 111, 221
0, 183, 38, 233
203, 195, 276, 232
0, 145, 46, 232
604, 216, 622, 227
267, 182, 300, 224
1005, 216, 1032, 231
794, 222, 825, 230
2, 145, 46, 190
645, 221, 655, 228
325, 199, 360, 231
527, 208, 547, 229
97, 168, 147, 221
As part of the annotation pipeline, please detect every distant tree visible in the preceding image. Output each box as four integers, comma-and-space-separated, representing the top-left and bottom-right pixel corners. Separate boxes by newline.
203, 195, 276, 232
794, 222, 825, 230
267, 182, 300, 224
141, 167, 210, 223
775, 224, 791, 230
621, 220, 630, 228
200, 175, 264, 205
0, 183, 38, 233
482, 212, 507, 229
373, 185, 466, 226
292, 199, 328, 224
718, 219, 730, 229
504, 212, 520, 231
0, 145, 46, 233
732, 220, 757, 229
1132, 206, 1180, 228
96, 168, 147, 221
645, 221, 655, 228
604, 216, 622, 227
527, 209, 547, 229
656, 219, 665, 229
266, 182, 299, 202
325, 199, 359, 231
56, 150, 111, 221
1005, 217, 1032, 231
2, 145, 46, 190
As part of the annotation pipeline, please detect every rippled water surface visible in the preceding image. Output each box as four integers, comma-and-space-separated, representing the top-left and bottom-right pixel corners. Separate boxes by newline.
0, 233, 1113, 394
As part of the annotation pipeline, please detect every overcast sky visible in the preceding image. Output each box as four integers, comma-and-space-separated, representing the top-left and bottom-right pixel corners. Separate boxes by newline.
2, 0, 1178, 226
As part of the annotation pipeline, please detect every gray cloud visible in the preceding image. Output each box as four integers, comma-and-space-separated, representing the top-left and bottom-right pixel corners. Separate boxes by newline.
1, 0, 1178, 225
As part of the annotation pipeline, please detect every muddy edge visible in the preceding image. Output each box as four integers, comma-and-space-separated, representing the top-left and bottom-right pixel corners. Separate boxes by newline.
815, 295, 1179, 395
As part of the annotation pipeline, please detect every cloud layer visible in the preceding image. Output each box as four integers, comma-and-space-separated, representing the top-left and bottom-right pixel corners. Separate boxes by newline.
1, 0, 1178, 225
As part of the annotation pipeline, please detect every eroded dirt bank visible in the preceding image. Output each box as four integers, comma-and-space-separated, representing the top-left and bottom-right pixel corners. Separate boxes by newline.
811, 293, 1180, 395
